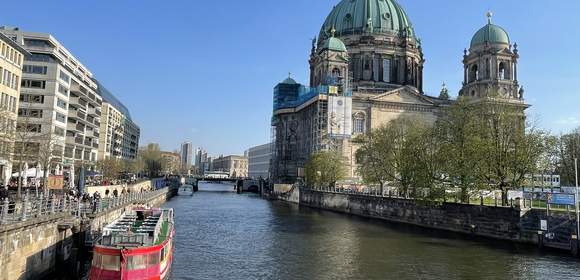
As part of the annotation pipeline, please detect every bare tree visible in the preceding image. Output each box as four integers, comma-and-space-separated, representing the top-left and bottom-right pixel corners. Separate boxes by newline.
36, 129, 63, 194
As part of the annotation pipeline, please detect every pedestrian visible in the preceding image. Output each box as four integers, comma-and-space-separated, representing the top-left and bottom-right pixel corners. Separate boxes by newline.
0, 183, 7, 200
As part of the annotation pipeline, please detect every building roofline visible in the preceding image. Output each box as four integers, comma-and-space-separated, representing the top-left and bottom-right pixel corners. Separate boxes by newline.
0, 32, 31, 57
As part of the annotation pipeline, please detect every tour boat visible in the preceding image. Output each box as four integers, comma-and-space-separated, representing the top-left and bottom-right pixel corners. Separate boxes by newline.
89, 207, 175, 280
178, 184, 194, 196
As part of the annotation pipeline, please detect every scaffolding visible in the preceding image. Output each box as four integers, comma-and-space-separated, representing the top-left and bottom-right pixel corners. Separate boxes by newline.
271, 75, 352, 183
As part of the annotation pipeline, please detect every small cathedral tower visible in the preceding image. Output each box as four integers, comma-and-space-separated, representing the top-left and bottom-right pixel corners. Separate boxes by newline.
309, 27, 350, 89
460, 12, 526, 106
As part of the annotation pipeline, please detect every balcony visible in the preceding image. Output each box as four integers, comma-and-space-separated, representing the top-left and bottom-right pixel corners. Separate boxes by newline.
75, 123, 85, 133
75, 136, 83, 145
88, 107, 101, 117
93, 142, 99, 148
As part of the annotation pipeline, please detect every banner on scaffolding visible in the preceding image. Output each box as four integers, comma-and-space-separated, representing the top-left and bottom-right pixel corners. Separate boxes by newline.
328, 95, 352, 138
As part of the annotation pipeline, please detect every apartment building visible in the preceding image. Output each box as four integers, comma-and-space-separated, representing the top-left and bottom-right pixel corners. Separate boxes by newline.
0, 32, 28, 185
0, 27, 102, 174
97, 82, 140, 160
160, 151, 181, 175
212, 155, 248, 178
247, 143, 272, 179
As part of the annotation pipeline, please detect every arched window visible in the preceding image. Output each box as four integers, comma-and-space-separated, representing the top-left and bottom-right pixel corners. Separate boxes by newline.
470, 64, 479, 82
499, 62, 506, 80
364, 57, 371, 70
331, 68, 341, 79
353, 112, 366, 134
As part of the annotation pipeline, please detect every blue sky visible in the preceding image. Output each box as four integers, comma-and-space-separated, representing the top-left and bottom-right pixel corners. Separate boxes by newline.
3, 1, 580, 156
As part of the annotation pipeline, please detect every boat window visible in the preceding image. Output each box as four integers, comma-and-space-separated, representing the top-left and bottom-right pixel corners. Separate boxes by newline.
160, 248, 165, 262
148, 252, 160, 266
127, 255, 147, 270
101, 255, 121, 271
91, 254, 102, 269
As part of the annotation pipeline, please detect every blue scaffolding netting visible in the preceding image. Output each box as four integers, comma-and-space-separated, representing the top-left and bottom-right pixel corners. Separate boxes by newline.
273, 78, 352, 111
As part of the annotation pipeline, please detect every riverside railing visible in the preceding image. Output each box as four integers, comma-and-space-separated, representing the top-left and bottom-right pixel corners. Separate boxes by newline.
0, 187, 169, 226
306, 185, 580, 212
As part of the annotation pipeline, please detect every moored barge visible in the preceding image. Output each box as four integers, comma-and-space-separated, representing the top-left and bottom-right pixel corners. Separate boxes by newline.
89, 207, 174, 280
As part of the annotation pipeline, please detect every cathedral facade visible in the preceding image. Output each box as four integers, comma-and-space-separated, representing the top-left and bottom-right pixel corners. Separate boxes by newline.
271, 0, 526, 184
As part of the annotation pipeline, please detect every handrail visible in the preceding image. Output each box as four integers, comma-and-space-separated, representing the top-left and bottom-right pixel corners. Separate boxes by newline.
0, 187, 170, 227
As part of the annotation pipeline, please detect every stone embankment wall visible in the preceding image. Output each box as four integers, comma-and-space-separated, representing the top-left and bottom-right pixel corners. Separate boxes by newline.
300, 189, 522, 240
271, 184, 300, 204
0, 179, 174, 280
0, 214, 75, 280
298, 189, 577, 254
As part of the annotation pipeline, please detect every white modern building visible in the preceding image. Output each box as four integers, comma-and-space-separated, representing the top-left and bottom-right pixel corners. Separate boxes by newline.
247, 143, 272, 179
97, 82, 140, 160
1, 27, 102, 175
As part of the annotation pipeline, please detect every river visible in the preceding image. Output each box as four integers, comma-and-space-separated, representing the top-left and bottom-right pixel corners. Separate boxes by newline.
162, 182, 580, 280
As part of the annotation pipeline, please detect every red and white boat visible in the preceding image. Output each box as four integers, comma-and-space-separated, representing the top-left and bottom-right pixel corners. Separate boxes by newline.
89, 207, 175, 280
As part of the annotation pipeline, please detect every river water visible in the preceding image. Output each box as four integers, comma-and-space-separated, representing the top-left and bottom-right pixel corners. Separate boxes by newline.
163, 183, 580, 280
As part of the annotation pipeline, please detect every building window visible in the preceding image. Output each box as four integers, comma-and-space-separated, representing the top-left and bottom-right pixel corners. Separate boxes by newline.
57, 83, 69, 96
54, 126, 65, 136
57, 98, 67, 110
21, 79, 46, 89
470, 64, 478, 82
353, 113, 366, 134
23, 65, 48, 75
382, 59, 391, 83
59, 71, 70, 83
24, 39, 51, 47
499, 62, 506, 80
20, 94, 44, 104
56, 112, 66, 123
16, 123, 42, 133
18, 108, 43, 118
28, 53, 53, 62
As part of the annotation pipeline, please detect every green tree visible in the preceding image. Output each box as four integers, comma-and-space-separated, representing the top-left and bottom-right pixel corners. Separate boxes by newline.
473, 102, 545, 205
434, 97, 484, 202
556, 129, 580, 186
139, 143, 163, 178
305, 151, 346, 189
355, 116, 437, 197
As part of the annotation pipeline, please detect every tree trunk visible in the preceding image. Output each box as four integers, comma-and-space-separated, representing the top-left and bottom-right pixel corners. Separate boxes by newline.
43, 169, 48, 195
501, 188, 508, 206
17, 162, 23, 200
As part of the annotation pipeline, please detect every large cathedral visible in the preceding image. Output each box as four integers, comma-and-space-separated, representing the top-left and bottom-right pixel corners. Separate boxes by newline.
271, 0, 527, 183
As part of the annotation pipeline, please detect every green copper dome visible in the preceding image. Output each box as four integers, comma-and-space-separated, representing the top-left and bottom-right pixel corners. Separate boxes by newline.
319, 0, 416, 41
320, 36, 348, 52
470, 19, 510, 48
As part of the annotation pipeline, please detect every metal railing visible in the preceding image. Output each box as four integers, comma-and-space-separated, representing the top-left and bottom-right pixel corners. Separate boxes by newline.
0, 188, 169, 226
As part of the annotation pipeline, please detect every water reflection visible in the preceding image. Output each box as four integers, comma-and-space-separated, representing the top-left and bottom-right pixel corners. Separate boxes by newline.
163, 183, 580, 280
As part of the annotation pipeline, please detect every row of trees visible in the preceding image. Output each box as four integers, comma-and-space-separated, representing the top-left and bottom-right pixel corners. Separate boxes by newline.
355, 98, 547, 205
305, 98, 569, 206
